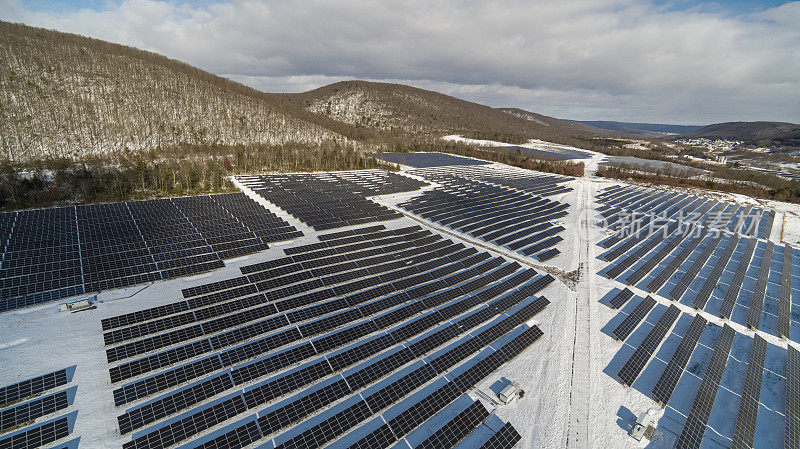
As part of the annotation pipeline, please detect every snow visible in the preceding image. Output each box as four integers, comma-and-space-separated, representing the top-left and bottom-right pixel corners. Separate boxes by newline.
2, 145, 798, 449
441, 135, 601, 161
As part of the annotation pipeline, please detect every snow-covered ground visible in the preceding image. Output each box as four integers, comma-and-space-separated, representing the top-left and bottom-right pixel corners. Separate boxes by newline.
441, 135, 599, 161
2, 144, 800, 449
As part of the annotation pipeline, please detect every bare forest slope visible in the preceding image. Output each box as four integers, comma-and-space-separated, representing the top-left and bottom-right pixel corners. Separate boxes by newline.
0, 21, 347, 160
273, 81, 617, 144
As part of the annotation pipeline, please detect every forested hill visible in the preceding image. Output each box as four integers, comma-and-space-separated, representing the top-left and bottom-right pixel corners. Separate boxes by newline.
272, 81, 617, 145
1, 22, 624, 161
0, 21, 346, 160
678, 121, 800, 147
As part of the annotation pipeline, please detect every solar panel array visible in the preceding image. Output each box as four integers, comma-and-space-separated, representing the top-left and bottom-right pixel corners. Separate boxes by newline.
100, 225, 552, 449
0, 193, 301, 312
617, 304, 680, 386
745, 241, 775, 330
412, 165, 574, 197
602, 301, 800, 448
597, 184, 798, 339
787, 345, 800, 449
478, 421, 522, 449
612, 295, 656, 341
651, 314, 708, 405
504, 144, 593, 160
597, 184, 773, 239
0, 368, 74, 449
730, 335, 767, 449
779, 245, 794, 339
414, 399, 489, 449
236, 171, 427, 231
377, 152, 492, 168
674, 324, 735, 449
397, 172, 569, 261
403, 397, 523, 449
608, 288, 634, 309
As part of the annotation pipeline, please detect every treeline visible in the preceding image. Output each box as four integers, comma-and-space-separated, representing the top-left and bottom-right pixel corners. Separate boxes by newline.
459, 131, 529, 144
597, 164, 800, 204
1, 142, 390, 210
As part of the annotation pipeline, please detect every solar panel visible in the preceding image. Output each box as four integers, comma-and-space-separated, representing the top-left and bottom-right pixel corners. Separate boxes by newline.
651, 314, 707, 405
625, 227, 688, 285
612, 296, 656, 341
364, 363, 438, 413
0, 416, 69, 449
606, 225, 674, 279
244, 172, 420, 231
646, 230, 707, 293
389, 382, 464, 438
618, 305, 680, 386
109, 339, 212, 383
273, 399, 372, 449
674, 324, 735, 449
113, 356, 222, 406
745, 241, 774, 330
778, 245, 793, 339
378, 152, 492, 168
395, 175, 568, 256
117, 373, 233, 434
89, 222, 554, 449
0, 193, 305, 312
415, 400, 489, 449
0, 390, 69, 433
479, 421, 522, 449
106, 324, 205, 363
194, 416, 262, 449
0, 369, 69, 408
718, 238, 758, 319
668, 233, 724, 301
104, 309, 196, 345
603, 220, 673, 263
345, 422, 397, 449
786, 345, 800, 449
122, 395, 247, 449
693, 235, 740, 310
608, 288, 634, 309
730, 335, 767, 449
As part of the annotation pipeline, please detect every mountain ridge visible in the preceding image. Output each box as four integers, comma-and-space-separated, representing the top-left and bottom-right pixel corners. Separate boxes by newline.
573, 120, 705, 136
2, 20, 799, 163
677, 121, 800, 147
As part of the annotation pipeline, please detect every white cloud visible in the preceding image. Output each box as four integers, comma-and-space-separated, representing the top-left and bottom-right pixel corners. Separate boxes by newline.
2, 0, 799, 124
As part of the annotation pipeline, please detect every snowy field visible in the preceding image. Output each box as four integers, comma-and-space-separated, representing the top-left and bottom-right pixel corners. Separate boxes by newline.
2, 147, 800, 449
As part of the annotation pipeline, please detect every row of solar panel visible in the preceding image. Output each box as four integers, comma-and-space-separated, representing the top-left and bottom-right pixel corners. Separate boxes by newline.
102, 227, 440, 344
602, 219, 797, 339
0, 368, 73, 449
101, 226, 430, 339
376, 152, 493, 168
103, 229, 552, 448
114, 286, 544, 446
605, 292, 798, 449
104, 238, 536, 388
103, 234, 467, 363
410, 165, 573, 198
0, 193, 301, 312
106, 247, 551, 390
398, 176, 567, 261
597, 184, 772, 240
129, 323, 540, 449
236, 171, 427, 231
107, 256, 536, 408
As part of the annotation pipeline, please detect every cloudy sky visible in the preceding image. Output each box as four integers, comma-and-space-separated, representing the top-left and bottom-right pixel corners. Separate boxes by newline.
2, 0, 799, 125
